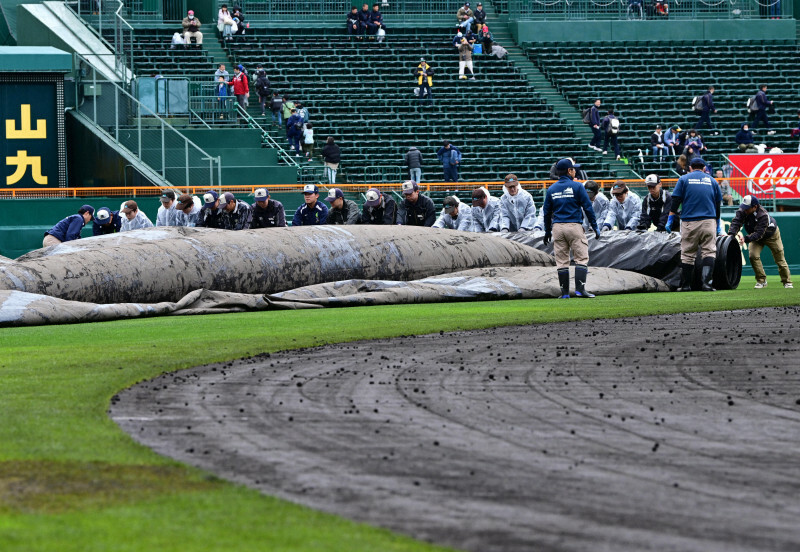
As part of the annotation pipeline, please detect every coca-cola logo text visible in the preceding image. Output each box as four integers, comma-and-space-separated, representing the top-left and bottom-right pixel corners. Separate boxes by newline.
728, 154, 800, 199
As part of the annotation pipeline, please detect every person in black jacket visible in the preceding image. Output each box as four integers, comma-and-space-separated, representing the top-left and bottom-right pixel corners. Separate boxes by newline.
472, 2, 486, 32
360, 188, 396, 224
269, 92, 283, 127
250, 188, 286, 228
197, 191, 224, 228
651, 125, 667, 162
728, 195, 792, 288
405, 146, 423, 183
588, 99, 602, 151
255, 68, 270, 116
321, 136, 341, 185
397, 181, 436, 226
347, 7, 360, 36
637, 174, 674, 232
325, 188, 360, 225
357, 3, 371, 37
695, 86, 717, 134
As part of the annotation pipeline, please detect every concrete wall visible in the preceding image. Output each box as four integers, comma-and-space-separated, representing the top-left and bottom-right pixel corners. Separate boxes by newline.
511, 19, 797, 43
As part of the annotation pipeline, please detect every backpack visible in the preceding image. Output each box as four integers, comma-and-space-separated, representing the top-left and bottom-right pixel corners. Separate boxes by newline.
610, 118, 620, 134
692, 96, 702, 113
747, 96, 758, 113
256, 76, 270, 94
582, 107, 592, 125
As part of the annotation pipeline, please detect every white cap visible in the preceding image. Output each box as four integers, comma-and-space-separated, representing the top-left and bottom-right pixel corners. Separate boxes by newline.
95, 208, 111, 223
303, 184, 319, 194
364, 189, 381, 207
401, 180, 418, 195
254, 188, 268, 200
644, 174, 660, 186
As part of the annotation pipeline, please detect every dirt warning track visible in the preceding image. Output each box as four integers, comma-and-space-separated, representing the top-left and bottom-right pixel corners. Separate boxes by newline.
112, 307, 800, 552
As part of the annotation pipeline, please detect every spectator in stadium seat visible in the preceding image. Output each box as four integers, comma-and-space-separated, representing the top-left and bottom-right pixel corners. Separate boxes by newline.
218, 5, 234, 40
715, 169, 734, 206
735, 123, 755, 152
472, 2, 486, 32
674, 154, 689, 176
322, 136, 341, 185
302, 123, 314, 161
397, 181, 436, 227
683, 129, 706, 160
214, 63, 229, 82
286, 108, 304, 157
227, 65, 249, 111
457, 38, 476, 81
255, 67, 270, 117
588, 99, 602, 151
457, 2, 474, 30
367, 4, 385, 37
405, 146, 423, 183
293, 184, 329, 226
583, 181, 608, 233
414, 58, 434, 107
451, 31, 464, 49
651, 125, 667, 162
358, 4, 371, 36
91, 207, 121, 236
654, 0, 669, 18
360, 188, 397, 224
296, 102, 309, 127
601, 109, 621, 160
626, 0, 643, 20
175, 194, 201, 227
602, 182, 642, 231
120, 200, 154, 232
347, 7, 360, 37
215, 76, 230, 119
250, 188, 286, 228
694, 86, 718, 135
471, 187, 502, 233
752, 85, 775, 135
43, 205, 94, 247
478, 24, 493, 55
197, 191, 224, 228
434, 195, 474, 231
638, 174, 673, 232
437, 141, 462, 182
281, 96, 295, 122
728, 195, 792, 288
269, 92, 283, 127
499, 174, 536, 232
156, 190, 180, 227
182, 10, 202, 45
664, 124, 681, 156
218, 192, 252, 230
325, 188, 360, 225
231, 6, 246, 36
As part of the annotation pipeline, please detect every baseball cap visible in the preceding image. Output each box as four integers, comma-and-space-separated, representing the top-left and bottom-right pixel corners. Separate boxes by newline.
94, 207, 112, 225
584, 180, 599, 194
471, 187, 487, 206
326, 188, 344, 202
78, 204, 94, 216
556, 158, 581, 171
254, 188, 269, 201
303, 184, 319, 194
121, 200, 138, 214
443, 196, 459, 212
364, 188, 381, 207
690, 157, 706, 168
740, 195, 760, 210
503, 174, 519, 187
203, 190, 219, 206
237, 64, 244, 71
645, 174, 661, 187
611, 182, 628, 196
160, 190, 176, 202
219, 192, 235, 206
176, 194, 194, 210
401, 180, 419, 195
187, 9, 194, 14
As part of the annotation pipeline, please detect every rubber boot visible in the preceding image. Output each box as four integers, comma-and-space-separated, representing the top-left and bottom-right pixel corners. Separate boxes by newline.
557, 268, 570, 298
701, 257, 716, 292
574, 264, 595, 298
679, 263, 694, 292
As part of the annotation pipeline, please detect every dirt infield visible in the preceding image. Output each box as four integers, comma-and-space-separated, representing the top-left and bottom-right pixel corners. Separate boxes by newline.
112, 307, 800, 552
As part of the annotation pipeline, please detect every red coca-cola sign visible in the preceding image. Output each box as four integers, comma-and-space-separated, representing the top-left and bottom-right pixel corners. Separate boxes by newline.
728, 154, 800, 199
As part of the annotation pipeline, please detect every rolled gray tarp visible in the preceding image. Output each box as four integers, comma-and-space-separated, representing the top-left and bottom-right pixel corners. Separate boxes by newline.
0, 226, 554, 304
0, 266, 669, 327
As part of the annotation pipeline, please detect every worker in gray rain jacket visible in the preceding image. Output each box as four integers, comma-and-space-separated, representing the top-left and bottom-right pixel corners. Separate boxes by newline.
583, 180, 609, 233
602, 181, 642, 231
433, 195, 474, 231
471, 186, 501, 232
499, 174, 536, 232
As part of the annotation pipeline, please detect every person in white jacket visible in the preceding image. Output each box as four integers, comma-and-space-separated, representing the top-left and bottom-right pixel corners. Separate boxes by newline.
602, 182, 641, 231
119, 200, 154, 232
471, 186, 501, 232
433, 195, 473, 231
155, 190, 181, 227
499, 174, 536, 232
583, 180, 609, 233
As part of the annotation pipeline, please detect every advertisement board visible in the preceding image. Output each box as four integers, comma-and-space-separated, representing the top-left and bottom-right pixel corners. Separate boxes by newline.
728, 154, 800, 200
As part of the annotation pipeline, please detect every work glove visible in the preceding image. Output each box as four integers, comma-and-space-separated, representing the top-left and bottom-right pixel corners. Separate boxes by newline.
716, 220, 723, 236
542, 232, 551, 245
664, 214, 675, 233
594, 229, 601, 240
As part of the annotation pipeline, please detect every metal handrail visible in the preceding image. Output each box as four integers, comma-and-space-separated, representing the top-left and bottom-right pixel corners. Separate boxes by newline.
236, 106, 300, 168
63, 0, 133, 83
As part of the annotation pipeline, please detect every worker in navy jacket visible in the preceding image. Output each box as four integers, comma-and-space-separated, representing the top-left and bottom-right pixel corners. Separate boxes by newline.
588, 99, 603, 150
368, 4, 384, 35
666, 156, 722, 292
695, 86, 717, 133
92, 207, 122, 236
292, 184, 329, 226
542, 158, 599, 299
358, 3, 371, 34
397, 181, 436, 226
753, 85, 775, 134
43, 205, 94, 247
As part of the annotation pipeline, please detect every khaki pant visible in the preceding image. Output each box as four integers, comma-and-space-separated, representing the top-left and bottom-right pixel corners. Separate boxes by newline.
553, 223, 588, 268
184, 30, 203, 44
749, 227, 792, 284
680, 218, 716, 264
43, 234, 61, 247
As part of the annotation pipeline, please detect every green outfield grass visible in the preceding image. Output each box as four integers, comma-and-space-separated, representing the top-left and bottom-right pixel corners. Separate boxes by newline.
1, 277, 798, 551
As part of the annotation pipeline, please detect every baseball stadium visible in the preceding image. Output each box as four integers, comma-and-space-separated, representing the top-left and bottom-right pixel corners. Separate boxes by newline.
2, 0, 800, 550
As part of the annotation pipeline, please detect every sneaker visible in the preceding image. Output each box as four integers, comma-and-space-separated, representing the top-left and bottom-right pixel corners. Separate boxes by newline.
602, 150, 607, 154
754, 281, 767, 289
767, 130, 776, 135
575, 290, 595, 298
713, 131, 719, 136
785, 283, 794, 288
459, 75, 467, 80
559, 294, 570, 299
469, 77, 476, 81
616, 155, 621, 161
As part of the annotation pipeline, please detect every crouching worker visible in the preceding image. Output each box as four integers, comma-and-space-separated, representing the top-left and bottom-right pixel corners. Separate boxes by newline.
433, 195, 473, 231
92, 207, 122, 236
542, 158, 600, 298
666, 156, 722, 291
43, 205, 94, 247
728, 195, 793, 289
120, 200, 154, 232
